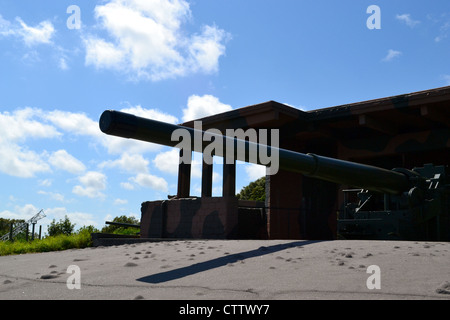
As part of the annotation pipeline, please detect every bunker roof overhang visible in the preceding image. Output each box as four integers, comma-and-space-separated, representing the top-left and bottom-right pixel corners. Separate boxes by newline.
181, 100, 308, 131
181, 86, 450, 143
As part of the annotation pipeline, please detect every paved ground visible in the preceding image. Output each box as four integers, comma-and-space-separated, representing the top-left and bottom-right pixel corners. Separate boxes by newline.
0, 239, 449, 300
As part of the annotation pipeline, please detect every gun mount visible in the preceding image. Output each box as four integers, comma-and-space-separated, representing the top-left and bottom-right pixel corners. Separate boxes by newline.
99, 110, 450, 241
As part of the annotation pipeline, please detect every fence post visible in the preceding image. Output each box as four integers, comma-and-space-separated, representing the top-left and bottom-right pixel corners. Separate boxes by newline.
9, 223, 13, 241
31, 223, 36, 241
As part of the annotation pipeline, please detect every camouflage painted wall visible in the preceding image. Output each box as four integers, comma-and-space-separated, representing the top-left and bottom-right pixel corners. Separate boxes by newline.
141, 197, 238, 239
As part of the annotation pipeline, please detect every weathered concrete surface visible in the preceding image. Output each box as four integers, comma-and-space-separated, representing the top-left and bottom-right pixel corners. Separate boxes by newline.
0, 240, 449, 300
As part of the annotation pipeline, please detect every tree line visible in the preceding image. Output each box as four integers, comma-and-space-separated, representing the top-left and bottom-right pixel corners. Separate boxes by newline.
0, 215, 140, 239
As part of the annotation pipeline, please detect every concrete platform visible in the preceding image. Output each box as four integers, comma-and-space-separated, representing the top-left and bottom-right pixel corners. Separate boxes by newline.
0, 239, 449, 300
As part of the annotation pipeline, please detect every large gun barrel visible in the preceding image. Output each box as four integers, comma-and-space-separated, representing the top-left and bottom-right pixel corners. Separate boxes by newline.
99, 110, 410, 195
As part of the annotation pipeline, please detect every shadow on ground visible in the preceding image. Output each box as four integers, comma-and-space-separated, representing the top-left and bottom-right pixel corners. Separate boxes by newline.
137, 240, 325, 284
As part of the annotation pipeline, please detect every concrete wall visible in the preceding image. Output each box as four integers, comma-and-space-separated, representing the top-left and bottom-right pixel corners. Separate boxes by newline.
266, 169, 304, 239
140, 197, 238, 239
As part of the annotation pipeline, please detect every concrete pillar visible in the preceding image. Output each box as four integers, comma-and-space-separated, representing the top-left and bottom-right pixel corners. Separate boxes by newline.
267, 169, 303, 239
177, 149, 191, 198
222, 160, 236, 197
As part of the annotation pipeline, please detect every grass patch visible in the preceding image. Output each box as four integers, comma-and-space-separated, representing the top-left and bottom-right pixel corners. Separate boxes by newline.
0, 229, 93, 256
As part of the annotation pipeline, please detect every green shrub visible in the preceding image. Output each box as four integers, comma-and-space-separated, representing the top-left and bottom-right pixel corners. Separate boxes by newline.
0, 228, 94, 256
236, 176, 266, 202
101, 215, 140, 234
47, 215, 75, 236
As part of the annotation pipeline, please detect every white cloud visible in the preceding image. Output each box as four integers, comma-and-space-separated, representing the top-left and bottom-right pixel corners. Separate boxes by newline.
396, 14, 420, 28
39, 179, 53, 187
0, 15, 71, 69
15, 18, 55, 46
46, 105, 177, 156
213, 171, 221, 183
0, 108, 55, 178
114, 198, 128, 205
99, 105, 179, 155
130, 173, 168, 192
48, 149, 86, 174
435, 35, 446, 43
38, 190, 65, 202
44, 108, 154, 155
84, 0, 229, 81
78, 171, 107, 190
120, 182, 135, 190
0, 108, 97, 178
382, 49, 402, 62
21, 50, 42, 65
153, 149, 179, 175
188, 25, 228, 74
0, 107, 60, 143
0, 108, 95, 178
45, 110, 100, 138
104, 135, 164, 155
190, 152, 203, 179
73, 171, 107, 199
0, 142, 52, 178
0, 204, 40, 220
182, 94, 232, 122
244, 163, 266, 181
0, 205, 98, 234
0, 108, 54, 178
58, 57, 69, 70
0, 14, 13, 36
120, 105, 178, 124
0, 15, 55, 46
435, 21, 450, 43
84, 37, 126, 69
0, 106, 182, 182
44, 207, 98, 230
99, 153, 149, 174
153, 148, 203, 179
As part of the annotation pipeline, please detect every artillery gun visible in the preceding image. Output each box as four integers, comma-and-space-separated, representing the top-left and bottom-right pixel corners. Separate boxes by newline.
99, 110, 449, 241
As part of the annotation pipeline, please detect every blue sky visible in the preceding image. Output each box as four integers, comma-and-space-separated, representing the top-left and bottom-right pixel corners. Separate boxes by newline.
1, 0, 450, 233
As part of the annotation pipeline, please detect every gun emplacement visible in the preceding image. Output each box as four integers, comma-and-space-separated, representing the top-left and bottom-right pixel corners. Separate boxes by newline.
99, 110, 410, 195
99, 109, 449, 240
